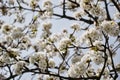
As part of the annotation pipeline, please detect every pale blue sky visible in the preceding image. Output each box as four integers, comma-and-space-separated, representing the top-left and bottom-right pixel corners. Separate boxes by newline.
0, 0, 120, 80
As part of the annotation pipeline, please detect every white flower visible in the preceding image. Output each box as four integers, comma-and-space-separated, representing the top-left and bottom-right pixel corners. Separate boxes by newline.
80, 0, 92, 11
101, 20, 112, 33
43, 75, 59, 80
9, 0, 14, 5
81, 0, 92, 3
49, 33, 61, 42
48, 58, 55, 68
81, 28, 102, 45
39, 12, 47, 20
101, 20, 120, 36
90, 5, 104, 16
33, 39, 47, 51
68, 62, 87, 77
81, 53, 92, 63
44, 8, 53, 18
82, 50, 103, 65
7, 47, 19, 58
14, 61, 26, 74
0, 74, 6, 80
92, 54, 104, 65
21, 36, 31, 46
18, 43, 28, 50
42, 0, 52, 9
3, 35, 13, 45
35, 52, 46, 60
29, 55, 36, 64
71, 54, 83, 64
45, 45, 54, 52
42, 21, 52, 31
43, 75, 49, 80
68, 65, 79, 78
30, 23, 38, 32
73, 11, 82, 19
15, 14, 25, 23
114, 12, 120, 20
38, 60, 47, 70
1, 23, 12, 34
0, 54, 9, 66
29, 52, 47, 68
29, 31, 37, 38
86, 67, 95, 76
58, 37, 71, 51
66, 1, 77, 10
103, 69, 109, 79
11, 27, 23, 39
28, 23, 39, 38
0, 56, 4, 66
71, 23, 80, 31
39, 8, 53, 19
93, 40, 104, 50
107, 57, 112, 65
97, 68, 109, 79
30, 0, 37, 9
115, 63, 120, 73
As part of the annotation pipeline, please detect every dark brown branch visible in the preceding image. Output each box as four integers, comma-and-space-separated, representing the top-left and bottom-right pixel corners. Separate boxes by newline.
104, 0, 111, 20
6, 67, 99, 80
98, 31, 108, 79
84, 10, 98, 23
0, 6, 94, 24
63, 0, 66, 16
111, 0, 120, 12
53, 13, 94, 24
108, 47, 118, 79
68, 0, 80, 7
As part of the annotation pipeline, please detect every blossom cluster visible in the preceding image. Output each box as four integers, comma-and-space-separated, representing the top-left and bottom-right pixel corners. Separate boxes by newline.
0, 0, 119, 80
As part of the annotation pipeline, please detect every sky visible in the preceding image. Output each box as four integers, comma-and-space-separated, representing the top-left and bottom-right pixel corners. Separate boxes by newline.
0, 0, 120, 80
